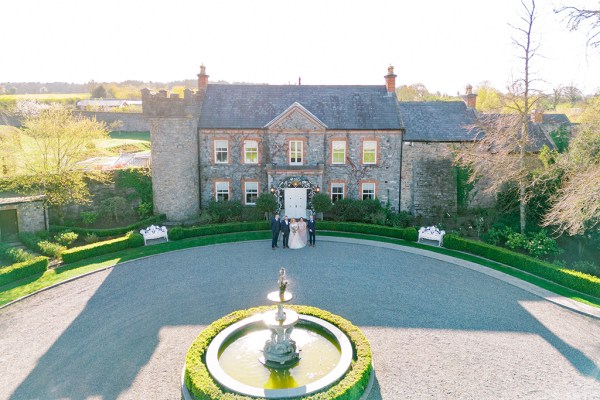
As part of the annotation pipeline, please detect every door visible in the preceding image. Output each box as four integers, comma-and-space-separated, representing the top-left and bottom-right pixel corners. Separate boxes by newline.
284, 188, 307, 218
0, 209, 19, 242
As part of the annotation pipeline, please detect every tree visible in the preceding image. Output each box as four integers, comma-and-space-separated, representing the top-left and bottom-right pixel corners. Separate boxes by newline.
475, 82, 504, 112
0, 126, 22, 176
0, 105, 110, 222
541, 97, 600, 234
91, 85, 107, 98
311, 193, 332, 220
256, 192, 278, 219
456, 0, 541, 234
556, 4, 600, 48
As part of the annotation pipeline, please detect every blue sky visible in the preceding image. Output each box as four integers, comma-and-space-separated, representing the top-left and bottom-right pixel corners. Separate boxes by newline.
3, 0, 599, 94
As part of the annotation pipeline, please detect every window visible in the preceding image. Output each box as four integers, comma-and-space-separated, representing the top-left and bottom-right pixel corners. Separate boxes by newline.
331, 183, 345, 202
214, 140, 228, 163
289, 140, 303, 165
245, 181, 258, 205
215, 181, 229, 201
332, 141, 346, 164
362, 140, 377, 164
362, 183, 376, 200
244, 140, 258, 164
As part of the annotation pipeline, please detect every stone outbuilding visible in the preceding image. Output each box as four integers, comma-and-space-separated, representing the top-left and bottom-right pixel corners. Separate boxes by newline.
0, 195, 48, 242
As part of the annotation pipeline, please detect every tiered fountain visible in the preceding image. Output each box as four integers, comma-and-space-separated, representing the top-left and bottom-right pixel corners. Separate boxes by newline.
183, 268, 371, 399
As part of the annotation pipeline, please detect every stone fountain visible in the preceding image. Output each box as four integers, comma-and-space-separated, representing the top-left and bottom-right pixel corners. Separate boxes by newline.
184, 267, 369, 399
260, 268, 301, 368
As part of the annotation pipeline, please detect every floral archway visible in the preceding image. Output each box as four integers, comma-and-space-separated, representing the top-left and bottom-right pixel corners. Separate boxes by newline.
271, 176, 320, 214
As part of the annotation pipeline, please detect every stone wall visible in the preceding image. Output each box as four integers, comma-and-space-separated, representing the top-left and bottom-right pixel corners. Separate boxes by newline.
198, 129, 403, 210
2, 111, 148, 132
401, 142, 457, 216
76, 111, 148, 132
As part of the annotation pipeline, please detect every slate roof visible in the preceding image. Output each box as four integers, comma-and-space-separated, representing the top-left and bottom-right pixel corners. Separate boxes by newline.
198, 84, 402, 130
399, 101, 478, 141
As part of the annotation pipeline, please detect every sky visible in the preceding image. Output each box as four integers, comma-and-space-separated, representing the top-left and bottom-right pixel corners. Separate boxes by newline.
2, 0, 600, 95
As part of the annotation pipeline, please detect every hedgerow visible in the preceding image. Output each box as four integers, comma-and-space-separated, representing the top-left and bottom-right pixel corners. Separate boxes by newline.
50, 214, 166, 238
444, 234, 600, 298
0, 256, 48, 286
61, 232, 144, 264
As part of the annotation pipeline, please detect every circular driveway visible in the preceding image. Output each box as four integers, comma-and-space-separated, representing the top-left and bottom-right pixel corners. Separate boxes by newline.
1, 238, 600, 399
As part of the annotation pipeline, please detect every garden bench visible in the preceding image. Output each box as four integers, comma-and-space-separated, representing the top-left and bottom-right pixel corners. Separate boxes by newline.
418, 226, 445, 246
140, 225, 169, 245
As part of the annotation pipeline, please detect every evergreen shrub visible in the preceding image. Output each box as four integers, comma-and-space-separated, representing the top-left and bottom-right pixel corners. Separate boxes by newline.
50, 214, 166, 238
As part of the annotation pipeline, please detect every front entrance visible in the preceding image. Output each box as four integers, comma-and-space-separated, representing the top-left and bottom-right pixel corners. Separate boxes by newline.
0, 209, 19, 242
284, 188, 307, 218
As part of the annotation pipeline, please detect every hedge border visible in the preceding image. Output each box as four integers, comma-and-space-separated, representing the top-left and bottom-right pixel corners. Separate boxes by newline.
0, 256, 49, 286
61, 233, 144, 264
50, 214, 166, 238
184, 305, 372, 400
444, 234, 600, 298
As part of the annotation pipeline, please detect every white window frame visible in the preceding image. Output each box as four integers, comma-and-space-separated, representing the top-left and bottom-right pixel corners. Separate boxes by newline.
331, 183, 345, 202
215, 181, 229, 201
214, 140, 229, 164
244, 181, 259, 205
362, 183, 375, 200
289, 140, 303, 165
332, 141, 346, 164
244, 140, 258, 164
362, 140, 377, 164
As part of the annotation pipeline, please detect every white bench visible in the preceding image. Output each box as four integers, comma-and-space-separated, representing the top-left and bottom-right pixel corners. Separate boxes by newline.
418, 226, 445, 246
139, 225, 169, 245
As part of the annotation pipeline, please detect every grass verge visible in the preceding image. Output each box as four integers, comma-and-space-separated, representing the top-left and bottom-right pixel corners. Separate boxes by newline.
2, 230, 599, 309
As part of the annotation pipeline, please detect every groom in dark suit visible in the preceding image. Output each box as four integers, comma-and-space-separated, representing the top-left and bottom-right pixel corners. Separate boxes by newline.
271, 214, 280, 250
307, 214, 316, 247
280, 216, 290, 248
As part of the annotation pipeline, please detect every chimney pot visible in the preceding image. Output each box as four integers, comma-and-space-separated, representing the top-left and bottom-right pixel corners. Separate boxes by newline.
197, 64, 209, 92
384, 65, 397, 94
462, 84, 477, 108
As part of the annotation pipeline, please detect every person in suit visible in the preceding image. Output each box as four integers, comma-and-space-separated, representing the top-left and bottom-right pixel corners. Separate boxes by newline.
271, 214, 281, 250
280, 215, 290, 248
307, 214, 316, 247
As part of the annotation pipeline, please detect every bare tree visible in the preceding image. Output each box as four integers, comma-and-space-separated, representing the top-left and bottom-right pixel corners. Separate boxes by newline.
556, 4, 600, 48
456, 0, 541, 234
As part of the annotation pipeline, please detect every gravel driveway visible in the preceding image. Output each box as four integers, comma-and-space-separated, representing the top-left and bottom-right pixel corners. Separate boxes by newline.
1, 238, 599, 399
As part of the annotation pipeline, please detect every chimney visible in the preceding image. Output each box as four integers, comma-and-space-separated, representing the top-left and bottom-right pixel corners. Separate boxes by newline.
384, 65, 397, 94
197, 64, 209, 92
532, 108, 544, 123
463, 84, 477, 108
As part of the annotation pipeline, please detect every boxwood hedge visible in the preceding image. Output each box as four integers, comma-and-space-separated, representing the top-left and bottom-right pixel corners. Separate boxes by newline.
444, 234, 600, 298
169, 220, 418, 242
0, 256, 49, 286
61, 232, 145, 264
50, 214, 166, 238
185, 305, 372, 400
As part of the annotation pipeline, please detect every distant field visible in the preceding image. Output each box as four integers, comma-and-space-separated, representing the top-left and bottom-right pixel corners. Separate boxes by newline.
0, 93, 90, 100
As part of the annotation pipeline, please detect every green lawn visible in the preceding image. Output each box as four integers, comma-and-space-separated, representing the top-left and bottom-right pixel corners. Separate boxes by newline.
108, 131, 150, 141
2, 230, 599, 309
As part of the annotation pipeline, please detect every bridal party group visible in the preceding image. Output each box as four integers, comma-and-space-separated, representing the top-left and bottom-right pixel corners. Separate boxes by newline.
270, 214, 316, 250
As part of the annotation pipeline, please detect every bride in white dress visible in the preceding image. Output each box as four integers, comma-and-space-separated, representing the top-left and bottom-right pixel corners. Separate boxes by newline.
288, 218, 307, 249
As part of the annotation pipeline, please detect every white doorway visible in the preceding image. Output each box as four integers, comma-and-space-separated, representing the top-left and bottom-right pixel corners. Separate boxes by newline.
284, 188, 307, 218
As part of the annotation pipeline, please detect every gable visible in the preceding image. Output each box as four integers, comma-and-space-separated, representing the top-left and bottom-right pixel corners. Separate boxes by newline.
265, 102, 327, 132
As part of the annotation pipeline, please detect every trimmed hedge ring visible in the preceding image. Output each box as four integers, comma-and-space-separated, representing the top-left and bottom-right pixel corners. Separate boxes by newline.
184, 305, 373, 400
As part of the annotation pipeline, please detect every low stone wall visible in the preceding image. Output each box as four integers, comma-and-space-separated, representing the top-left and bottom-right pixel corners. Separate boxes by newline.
76, 111, 148, 132
1, 111, 148, 132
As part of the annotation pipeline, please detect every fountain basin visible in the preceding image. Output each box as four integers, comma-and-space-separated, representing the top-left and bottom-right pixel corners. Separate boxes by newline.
183, 305, 373, 400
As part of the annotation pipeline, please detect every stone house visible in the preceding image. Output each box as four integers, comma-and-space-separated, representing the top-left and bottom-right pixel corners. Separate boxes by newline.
143, 66, 568, 222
